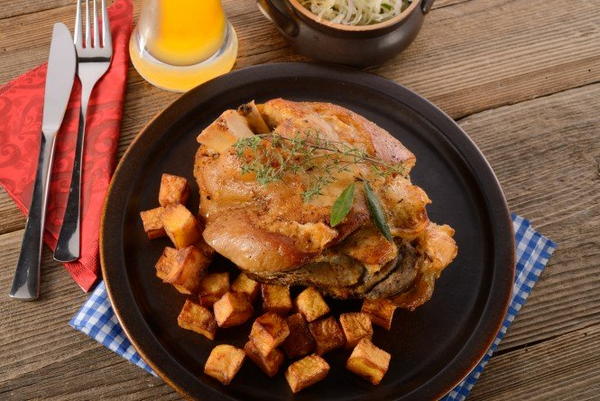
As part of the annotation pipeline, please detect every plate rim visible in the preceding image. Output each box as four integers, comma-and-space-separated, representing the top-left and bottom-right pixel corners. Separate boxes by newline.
101, 62, 515, 401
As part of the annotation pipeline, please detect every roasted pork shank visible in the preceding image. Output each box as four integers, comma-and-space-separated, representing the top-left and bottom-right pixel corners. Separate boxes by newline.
194, 99, 457, 310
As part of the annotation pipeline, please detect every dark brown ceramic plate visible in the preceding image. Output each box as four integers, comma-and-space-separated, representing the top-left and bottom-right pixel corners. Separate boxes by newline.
101, 63, 514, 401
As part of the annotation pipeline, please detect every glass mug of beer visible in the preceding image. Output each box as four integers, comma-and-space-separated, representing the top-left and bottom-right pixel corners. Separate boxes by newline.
130, 0, 238, 92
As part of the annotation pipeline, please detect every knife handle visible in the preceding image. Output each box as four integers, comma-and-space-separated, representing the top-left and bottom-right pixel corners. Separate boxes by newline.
10, 134, 56, 300
53, 106, 86, 263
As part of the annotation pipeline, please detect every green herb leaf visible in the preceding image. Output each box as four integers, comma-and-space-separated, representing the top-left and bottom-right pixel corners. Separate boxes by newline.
363, 181, 393, 241
233, 133, 408, 203
330, 183, 356, 227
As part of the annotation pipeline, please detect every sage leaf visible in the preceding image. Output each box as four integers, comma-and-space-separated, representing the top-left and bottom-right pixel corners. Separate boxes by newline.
330, 183, 356, 227
363, 181, 393, 241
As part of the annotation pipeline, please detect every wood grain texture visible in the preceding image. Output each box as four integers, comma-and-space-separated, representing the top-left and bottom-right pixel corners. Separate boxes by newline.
459, 83, 600, 352
0, 0, 472, 21
0, 0, 72, 20
0, 228, 175, 400
470, 324, 600, 401
0, 194, 24, 235
1, 0, 598, 117
0, 0, 599, 399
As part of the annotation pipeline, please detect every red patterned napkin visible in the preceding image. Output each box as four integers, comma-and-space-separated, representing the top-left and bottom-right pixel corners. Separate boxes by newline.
0, 0, 133, 291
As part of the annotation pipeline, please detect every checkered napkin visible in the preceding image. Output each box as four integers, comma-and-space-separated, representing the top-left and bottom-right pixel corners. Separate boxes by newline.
70, 214, 557, 397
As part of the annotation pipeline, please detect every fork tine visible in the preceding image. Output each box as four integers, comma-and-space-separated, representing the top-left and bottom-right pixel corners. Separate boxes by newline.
84, 0, 90, 48
74, 0, 82, 46
101, 0, 111, 49
92, 0, 99, 47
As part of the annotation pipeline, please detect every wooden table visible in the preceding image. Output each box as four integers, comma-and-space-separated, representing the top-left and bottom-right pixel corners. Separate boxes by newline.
1, 0, 599, 399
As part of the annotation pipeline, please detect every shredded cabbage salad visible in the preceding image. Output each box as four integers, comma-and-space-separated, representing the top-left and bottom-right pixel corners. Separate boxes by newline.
299, 0, 412, 26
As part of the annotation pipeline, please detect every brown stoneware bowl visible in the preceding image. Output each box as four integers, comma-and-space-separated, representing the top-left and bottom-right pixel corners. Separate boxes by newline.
257, 0, 435, 67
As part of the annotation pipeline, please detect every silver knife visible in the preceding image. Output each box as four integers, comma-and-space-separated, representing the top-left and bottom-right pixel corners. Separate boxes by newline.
9, 23, 77, 300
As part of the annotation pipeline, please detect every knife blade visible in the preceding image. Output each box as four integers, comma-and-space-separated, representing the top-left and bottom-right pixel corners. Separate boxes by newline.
9, 23, 76, 300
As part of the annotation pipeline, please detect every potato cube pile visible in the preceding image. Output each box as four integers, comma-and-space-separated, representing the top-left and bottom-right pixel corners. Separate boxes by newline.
140, 172, 401, 392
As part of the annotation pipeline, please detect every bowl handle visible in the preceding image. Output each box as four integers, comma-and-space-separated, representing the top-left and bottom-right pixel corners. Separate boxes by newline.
422, 0, 435, 13
257, 0, 300, 38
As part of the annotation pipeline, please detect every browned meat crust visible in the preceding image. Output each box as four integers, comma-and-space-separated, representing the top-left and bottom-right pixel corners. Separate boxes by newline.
194, 98, 457, 309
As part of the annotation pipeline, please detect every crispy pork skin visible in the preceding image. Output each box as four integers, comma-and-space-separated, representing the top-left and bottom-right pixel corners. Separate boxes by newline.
194, 99, 457, 309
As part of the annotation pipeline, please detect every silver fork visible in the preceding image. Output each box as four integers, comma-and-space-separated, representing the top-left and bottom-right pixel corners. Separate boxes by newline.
54, 0, 112, 262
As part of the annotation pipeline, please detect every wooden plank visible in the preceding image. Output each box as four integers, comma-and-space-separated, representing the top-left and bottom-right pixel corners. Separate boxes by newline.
0, 0, 471, 22
0, 352, 174, 400
0, 0, 598, 398
457, 83, 600, 351
376, 0, 600, 117
0, 346, 177, 401
0, 230, 90, 381
432, 0, 471, 9
0, 193, 24, 235
0, 0, 71, 20
470, 323, 600, 401
1, 0, 599, 117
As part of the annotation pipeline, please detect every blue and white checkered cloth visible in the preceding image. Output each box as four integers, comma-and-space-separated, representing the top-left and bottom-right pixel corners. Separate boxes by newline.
70, 213, 556, 398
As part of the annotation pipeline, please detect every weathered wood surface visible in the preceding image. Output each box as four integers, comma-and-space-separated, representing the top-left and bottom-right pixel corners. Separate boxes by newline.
470, 324, 600, 401
0, 0, 598, 399
461, 83, 600, 352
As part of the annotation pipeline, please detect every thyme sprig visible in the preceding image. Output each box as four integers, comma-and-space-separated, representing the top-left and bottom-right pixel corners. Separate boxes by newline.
232, 132, 407, 202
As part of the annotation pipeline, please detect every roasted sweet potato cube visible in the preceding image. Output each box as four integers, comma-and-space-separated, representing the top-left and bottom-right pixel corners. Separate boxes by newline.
231, 273, 260, 302
154, 246, 209, 294
244, 340, 285, 377
162, 204, 201, 249
213, 291, 254, 328
177, 299, 217, 340
339, 312, 373, 348
361, 298, 398, 330
159, 173, 189, 207
308, 316, 345, 355
261, 284, 292, 315
204, 344, 245, 385
249, 312, 290, 357
282, 313, 316, 359
171, 245, 210, 294
285, 354, 330, 393
198, 272, 230, 306
140, 207, 166, 239
155, 247, 178, 282
295, 287, 330, 322
346, 338, 391, 385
